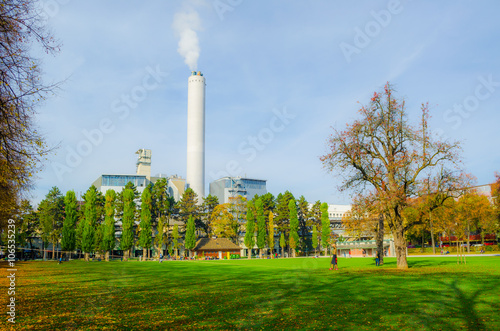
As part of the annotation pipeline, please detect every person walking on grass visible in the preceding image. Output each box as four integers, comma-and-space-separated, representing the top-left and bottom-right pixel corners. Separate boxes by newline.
330, 247, 338, 271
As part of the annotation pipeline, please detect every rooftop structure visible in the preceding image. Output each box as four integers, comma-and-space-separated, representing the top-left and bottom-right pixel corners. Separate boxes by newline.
209, 176, 267, 203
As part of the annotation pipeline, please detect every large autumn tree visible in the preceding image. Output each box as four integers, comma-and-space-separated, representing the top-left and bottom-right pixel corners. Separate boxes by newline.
0, 0, 60, 227
321, 83, 462, 269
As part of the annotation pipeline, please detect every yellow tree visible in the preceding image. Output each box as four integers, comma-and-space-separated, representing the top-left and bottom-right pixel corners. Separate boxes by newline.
456, 192, 495, 250
268, 212, 275, 258
433, 199, 458, 248
210, 204, 239, 243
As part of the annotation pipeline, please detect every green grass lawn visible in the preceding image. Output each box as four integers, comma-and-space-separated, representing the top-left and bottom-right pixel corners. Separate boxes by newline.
2, 256, 500, 330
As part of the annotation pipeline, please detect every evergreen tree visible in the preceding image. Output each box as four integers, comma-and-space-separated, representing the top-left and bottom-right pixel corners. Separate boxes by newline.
274, 191, 295, 238
268, 211, 275, 258
75, 217, 85, 258
16, 200, 39, 259
61, 190, 77, 256
201, 194, 219, 236
244, 201, 255, 258
94, 222, 104, 257
177, 188, 199, 229
289, 199, 299, 258
139, 187, 153, 260
312, 225, 319, 256
172, 224, 180, 259
321, 202, 330, 256
185, 215, 196, 256
256, 198, 266, 258
280, 232, 286, 257
38, 187, 64, 260
297, 196, 310, 253
102, 190, 116, 261
155, 216, 165, 260
82, 187, 97, 261
260, 192, 276, 217
310, 200, 322, 228
152, 178, 173, 259
121, 188, 135, 261
167, 237, 173, 258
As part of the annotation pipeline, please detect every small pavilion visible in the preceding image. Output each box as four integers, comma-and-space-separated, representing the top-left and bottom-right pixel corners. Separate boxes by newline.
193, 238, 241, 259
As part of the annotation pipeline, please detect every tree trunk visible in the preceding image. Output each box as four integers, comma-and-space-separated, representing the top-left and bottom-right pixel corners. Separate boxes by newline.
52, 242, 55, 260
142, 248, 147, 261
421, 230, 425, 253
466, 220, 470, 253
392, 226, 408, 269
43, 241, 47, 261
29, 239, 33, 260
430, 212, 436, 254
105, 251, 109, 262
84, 252, 89, 262
376, 215, 384, 265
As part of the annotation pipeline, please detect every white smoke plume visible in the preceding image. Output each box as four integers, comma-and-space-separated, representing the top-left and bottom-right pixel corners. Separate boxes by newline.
173, 10, 202, 71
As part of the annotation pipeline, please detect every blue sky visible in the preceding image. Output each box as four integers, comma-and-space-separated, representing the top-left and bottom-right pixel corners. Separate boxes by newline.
33, 0, 500, 205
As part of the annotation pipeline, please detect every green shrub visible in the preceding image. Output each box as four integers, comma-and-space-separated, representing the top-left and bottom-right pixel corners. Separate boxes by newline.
484, 245, 499, 252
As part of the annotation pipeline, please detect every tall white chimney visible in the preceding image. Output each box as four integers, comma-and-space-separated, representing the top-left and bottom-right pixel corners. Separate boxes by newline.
186, 71, 205, 200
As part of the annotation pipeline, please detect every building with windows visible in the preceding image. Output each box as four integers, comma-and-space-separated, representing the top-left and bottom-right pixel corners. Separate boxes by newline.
326, 204, 352, 237
209, 176, 267, 203
92, 149, 186, 201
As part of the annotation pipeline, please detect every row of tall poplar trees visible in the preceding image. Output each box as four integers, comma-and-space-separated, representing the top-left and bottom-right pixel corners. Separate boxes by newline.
243, 195, 333, 258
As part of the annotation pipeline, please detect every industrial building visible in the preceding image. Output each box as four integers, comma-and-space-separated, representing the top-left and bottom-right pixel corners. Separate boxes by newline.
209, 176, 267, 203
92, 149, 186, 201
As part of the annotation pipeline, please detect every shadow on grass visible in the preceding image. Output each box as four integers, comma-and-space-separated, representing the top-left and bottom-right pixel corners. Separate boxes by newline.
9, 258, 500, 330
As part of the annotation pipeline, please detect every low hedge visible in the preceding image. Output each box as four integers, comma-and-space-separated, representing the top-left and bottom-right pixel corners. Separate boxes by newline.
408, 245, 499, 254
